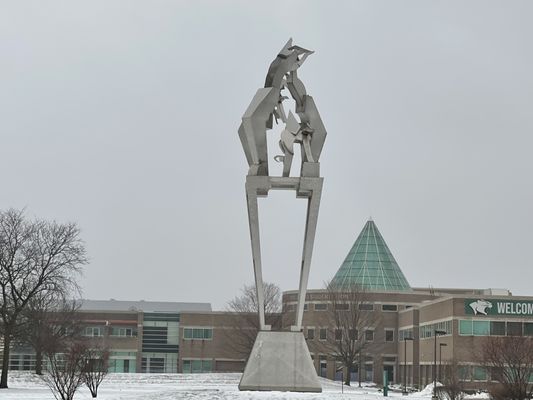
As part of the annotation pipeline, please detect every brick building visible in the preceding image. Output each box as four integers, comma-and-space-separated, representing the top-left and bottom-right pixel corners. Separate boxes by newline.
5, 219, 533, 391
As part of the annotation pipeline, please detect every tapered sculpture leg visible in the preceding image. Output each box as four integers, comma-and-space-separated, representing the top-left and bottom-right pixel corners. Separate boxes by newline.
246, 181, 267, 330
294, 178, 323, 331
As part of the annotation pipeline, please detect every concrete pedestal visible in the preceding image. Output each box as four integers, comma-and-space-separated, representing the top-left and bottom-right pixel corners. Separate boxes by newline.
238, 331, 322, 392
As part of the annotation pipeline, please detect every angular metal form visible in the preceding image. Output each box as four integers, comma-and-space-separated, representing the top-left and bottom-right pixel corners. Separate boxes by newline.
238, 38, 326, 178
238, 39, 326, 393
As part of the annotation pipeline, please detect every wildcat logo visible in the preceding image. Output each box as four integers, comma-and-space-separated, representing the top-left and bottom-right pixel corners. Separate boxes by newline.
469, 300, 493, 315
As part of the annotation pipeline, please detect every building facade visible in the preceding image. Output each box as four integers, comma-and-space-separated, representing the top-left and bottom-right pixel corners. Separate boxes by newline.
5, 220, 533, 392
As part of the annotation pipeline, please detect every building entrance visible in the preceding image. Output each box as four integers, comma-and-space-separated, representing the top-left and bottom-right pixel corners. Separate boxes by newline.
384, 365, 394, 383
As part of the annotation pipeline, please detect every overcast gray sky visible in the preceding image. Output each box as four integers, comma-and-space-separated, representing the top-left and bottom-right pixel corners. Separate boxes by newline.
1, 1, 532, 309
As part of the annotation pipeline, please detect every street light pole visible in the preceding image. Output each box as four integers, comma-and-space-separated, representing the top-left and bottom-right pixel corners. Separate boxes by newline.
403, 337, 414, 395
439, 343, 447, 383
432, 330, 446, 400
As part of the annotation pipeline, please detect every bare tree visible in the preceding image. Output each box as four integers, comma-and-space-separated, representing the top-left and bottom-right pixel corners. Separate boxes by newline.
225, 282, 282, 359
437, 358, 466, 400
0, 209, 87, 388
82, 344, 109, 398
20, 294, 82, 375
477, 336, 533, 400
42, 340, 87, 400
319, 281, 380, 386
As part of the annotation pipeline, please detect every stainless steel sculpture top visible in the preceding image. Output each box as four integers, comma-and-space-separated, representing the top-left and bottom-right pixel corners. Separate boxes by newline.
238, 39, 327, 178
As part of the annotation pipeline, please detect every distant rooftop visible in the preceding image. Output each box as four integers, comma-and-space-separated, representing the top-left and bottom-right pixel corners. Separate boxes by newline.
80, 299, 212, 313
412, 287, 512, 296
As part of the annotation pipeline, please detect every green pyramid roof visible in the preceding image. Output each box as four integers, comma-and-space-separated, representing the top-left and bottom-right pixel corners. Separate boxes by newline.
331, 219, 412, 292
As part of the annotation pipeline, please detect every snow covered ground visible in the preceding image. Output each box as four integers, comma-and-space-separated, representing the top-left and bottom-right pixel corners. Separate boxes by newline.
1, 372, 489, 400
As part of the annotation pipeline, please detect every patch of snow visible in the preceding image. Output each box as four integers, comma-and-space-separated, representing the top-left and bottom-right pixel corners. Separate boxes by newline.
1, 371, 440, 400
464, 392, 490, 399
417, 382, 443, 397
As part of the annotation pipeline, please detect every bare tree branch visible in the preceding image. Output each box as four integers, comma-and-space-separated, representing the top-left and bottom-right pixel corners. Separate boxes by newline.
477, 336, 533, 400
18, 294, 82, 375
224, 282, 282, 360
42, 340, 87, 400
313, 281, 382, 386
0, 208, 87, 388
82, 343, 109, 398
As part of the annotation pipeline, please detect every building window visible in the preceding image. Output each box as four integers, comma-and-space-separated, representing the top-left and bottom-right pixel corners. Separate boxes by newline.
419, 320, 452, 339
473, 366, 487, 381
141, 357, 147, 373
183, 359, 213, 373
319, 328, 327, 341
459, 320, 473, 336
507, 322, 523, 336
285, 304, 296, 312
365, 330, 374, 342
349, 329, 358, 341
83, 327, 103, 337
358, 303, 374, 311
111, 327, 137, 337
382, 304, 398, 312
490, 321, 505, 336
183, 328, 213, 340
314, 303, 327, 311
334, 303, 349, 311
304, 303, 308, 311
399, 329, 413, 341
524, 322, 533, 336
473, 321, 490, 336
385, 329, 394, 342
459, 366, 471, 381
335, 329, 342, 341
148, 358, 164, 373
365, 364, 373, 381
319, 356, 327, 377
307, 328, 315, 340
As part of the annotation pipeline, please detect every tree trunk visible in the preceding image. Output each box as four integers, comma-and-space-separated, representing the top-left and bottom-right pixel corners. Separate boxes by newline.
344, 366, 351, 386
0, 335, 11, 388
358, 358, 363, 387
35, 349, 43, 375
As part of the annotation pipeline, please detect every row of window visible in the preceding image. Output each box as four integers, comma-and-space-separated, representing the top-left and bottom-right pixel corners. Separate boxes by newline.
286, 303, 400, 312
399, 328, 414, 341
459, 320, 533, 336
83, 326, 137, 337
400, 319, 533, 340
84, 327, 104, 337
455, 365, 533, 383
111, 327, 137, 337
183, 328, 213, 340
306, 328, 395, 342
182, 359, 213, 373
83, 326, 213, 341
419, 320, 453, 339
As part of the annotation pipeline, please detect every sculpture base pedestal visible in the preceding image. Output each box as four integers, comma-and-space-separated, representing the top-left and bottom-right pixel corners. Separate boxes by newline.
238, 331, 322, 392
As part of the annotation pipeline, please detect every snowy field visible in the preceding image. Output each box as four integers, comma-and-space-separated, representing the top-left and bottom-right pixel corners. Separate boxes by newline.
1, 372, 489, 400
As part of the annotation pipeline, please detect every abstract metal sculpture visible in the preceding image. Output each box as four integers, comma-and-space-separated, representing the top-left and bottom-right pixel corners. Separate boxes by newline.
238, 39, 326, 392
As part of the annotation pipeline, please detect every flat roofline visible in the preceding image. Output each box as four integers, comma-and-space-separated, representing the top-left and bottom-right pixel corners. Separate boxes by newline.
412, 287, 511, 294
282, 289, 430, 296
180, 310, 281, 316
80, 299, 212, 313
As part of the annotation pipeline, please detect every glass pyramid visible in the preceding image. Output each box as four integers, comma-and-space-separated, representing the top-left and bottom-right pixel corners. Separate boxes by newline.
331, 219, 412, 292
